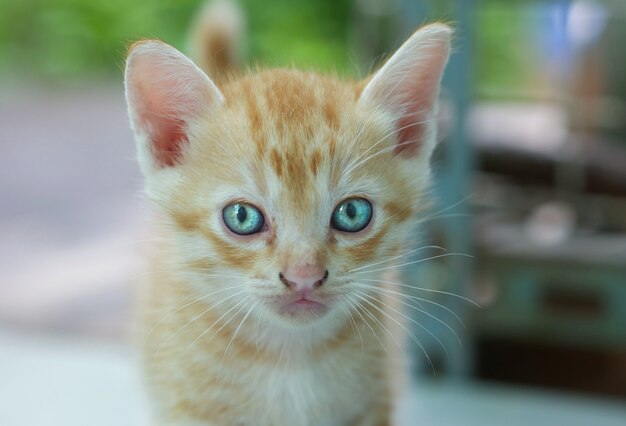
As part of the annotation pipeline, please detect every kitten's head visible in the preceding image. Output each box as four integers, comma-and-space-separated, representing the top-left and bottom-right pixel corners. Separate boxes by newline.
125, 25, 451, 331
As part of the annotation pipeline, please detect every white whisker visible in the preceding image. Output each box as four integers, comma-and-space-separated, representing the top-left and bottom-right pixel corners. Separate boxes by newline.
354, 291, 436, 373
414, 212, 471, 225
189, 296, 252, 348
357, 285, 461, 348
358, 277, 481, 307
146, 284, 247, 338
134, 269, 246, 281
348, 245, 444, 273
340, 296, 364, 354
342, 119, 429, 178
351, 300, 387, 355
155, 290, 246, 356
353, 295, 398, 357
353, 293, 408, 361
345, 57, 427, 178
352, 252, 473, 275
355, 282, 466, 327
222, 300, 257, 362
421, 193, 474, 219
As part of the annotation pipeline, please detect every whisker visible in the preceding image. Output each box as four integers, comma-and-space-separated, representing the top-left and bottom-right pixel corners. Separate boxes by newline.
352, 252, 473, 275
358, 277, 481, 308
354, 296, 399, 357
133, 269, 246, 281
414, 212, 471, 225
340, 296, 364, 354
189, 296, 253, 348
351, 300, 387, 355
184, 267, 247, 275
348, 245, 444, 273
354, 291, 436, 373
351, 103, 384, 157
420, 193, 474, 220
342, 119, 430, 178
146, 284, 248, 338
346, 61, 428, 178
222, 300, 257, 362
355, 283, 466, 328
155, 290, 246, 356
357, 286, 460, 348
353, 293, 410, 361
253, 307, 263, 356
175, 266, 248, 279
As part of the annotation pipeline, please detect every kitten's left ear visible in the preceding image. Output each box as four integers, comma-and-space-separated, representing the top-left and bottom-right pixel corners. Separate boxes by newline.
359, 24, 452, 158
124, 40, 224, 173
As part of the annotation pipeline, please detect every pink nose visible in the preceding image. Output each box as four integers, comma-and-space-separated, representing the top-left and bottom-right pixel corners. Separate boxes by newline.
279, 265, 328, 292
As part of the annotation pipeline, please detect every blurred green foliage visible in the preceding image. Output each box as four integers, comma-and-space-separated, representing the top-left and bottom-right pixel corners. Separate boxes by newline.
474, 2, 536, 98
0, 0, 538, 98
0, 0, 352, 81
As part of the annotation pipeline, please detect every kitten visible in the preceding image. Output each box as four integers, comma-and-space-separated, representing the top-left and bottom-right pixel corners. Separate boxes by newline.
124, 1, 451, 424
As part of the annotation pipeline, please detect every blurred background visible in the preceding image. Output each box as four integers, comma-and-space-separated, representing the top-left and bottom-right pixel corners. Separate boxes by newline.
1, 0, 625, 425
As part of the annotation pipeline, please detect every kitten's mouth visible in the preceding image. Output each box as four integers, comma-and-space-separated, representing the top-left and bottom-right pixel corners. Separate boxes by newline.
276, 294, 328, 317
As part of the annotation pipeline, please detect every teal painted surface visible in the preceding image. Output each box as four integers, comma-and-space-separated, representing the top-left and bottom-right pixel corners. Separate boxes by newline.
477, 257, 626, 348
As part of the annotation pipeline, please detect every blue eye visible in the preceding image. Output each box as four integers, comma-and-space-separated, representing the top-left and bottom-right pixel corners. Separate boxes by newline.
222, 202, 265, 235
331, 198, 372, 233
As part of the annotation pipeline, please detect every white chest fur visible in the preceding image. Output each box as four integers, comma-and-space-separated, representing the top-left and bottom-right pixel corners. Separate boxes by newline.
239, 352, 383, 426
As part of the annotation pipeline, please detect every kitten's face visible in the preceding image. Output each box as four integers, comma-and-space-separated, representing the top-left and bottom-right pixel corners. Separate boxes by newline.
125, 25, 450, 331
163, 71, 426, 326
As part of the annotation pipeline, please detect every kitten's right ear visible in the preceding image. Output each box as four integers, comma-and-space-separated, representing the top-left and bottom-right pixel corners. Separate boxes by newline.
124, 40, 224, 172
358, 24, 451, 159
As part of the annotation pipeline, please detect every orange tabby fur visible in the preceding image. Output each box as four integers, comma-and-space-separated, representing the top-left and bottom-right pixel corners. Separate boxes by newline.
125, 2, 451, 425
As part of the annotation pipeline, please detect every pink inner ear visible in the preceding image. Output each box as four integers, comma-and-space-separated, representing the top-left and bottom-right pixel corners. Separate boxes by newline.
395, 111, 426, 158
126, 40, 224, 169
130, 63, 196, 167
149, 116, 188, 167
391, 69, 444, 158
360, 25, 451, 159
133, 81, 190, 167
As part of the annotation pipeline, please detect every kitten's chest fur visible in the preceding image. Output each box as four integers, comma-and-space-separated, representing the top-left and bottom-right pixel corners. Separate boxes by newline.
141, 270, 389, 426
240, 351, 384, 426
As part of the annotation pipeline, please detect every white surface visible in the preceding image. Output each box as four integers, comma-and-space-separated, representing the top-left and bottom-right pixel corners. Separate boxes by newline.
1, 327, 626, 426
0, 329, 147, 426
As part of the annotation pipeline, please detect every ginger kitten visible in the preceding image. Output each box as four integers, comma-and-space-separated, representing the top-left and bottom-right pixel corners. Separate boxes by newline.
124, 2, 451, 424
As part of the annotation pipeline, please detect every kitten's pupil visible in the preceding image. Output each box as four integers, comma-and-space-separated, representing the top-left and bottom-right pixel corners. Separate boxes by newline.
236, 205, 247, 222
346, 202, 357, 219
